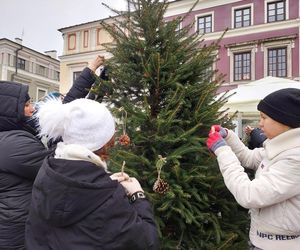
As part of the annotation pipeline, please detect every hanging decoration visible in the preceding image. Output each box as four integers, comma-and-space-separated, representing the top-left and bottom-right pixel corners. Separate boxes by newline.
118, 107, 131, 146
153, 155, 169, 194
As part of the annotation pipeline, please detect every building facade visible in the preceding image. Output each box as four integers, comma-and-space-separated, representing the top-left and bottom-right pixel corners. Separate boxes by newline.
58, 17, 118, 94
166, 0, 300, 92
0, 38, 60, 101
58, 0, 300, 94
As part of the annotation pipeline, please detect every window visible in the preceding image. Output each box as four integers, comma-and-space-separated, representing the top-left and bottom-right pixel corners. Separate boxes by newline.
37, 88, 48, 101
73, 71, 81, 81
175, 21, 182, 32
228, 44, 256, 82
267, 1, 285, 22
234, 52, 251, 81
8, 54, 11, 66
268, 47, 287, 77
262, 39, 293, 77
54, 71, 60, 81
197, 15, 212, 34
17, 58, 26, 70
234, 7, 251, 28
36, 65, 46, 76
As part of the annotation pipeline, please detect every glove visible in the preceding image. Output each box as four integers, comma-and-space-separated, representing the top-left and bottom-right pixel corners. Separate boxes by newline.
206, 131, 227, 153
119, 177, 144, 196
210, 125, 228, 138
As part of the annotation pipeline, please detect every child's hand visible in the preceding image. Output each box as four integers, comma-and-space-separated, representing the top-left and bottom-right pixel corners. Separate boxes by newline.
210, 125, 228, 138
207, 126, 227, 153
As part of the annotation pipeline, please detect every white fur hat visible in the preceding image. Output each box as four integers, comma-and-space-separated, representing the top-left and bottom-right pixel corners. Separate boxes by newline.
37, 98, 115, 151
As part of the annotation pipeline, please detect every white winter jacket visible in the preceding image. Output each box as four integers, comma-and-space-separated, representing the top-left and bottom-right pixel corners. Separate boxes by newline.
214, 128, 300, 250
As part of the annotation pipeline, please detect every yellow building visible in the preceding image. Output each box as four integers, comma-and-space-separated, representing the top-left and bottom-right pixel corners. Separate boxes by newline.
58, 16, 119, 94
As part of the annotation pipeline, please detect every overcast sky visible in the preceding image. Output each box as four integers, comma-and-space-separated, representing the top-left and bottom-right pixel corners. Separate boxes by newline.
0, 0, 127, 56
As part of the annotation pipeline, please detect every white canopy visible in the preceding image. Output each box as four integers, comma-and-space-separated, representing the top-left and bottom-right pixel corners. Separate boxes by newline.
220, 76, 300, 114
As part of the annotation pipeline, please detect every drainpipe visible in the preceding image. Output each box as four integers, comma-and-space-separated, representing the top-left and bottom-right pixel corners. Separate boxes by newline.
11, 43, 23, 81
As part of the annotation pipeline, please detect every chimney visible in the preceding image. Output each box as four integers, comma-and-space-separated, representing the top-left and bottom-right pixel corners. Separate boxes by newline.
44, 50, 57, 59
15, 37, 23, 45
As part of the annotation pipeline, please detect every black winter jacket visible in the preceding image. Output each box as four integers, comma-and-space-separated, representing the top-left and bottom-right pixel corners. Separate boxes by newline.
0, 67, 97, 249
63, 67, 98, 104
0, 131, 49, 250
247, 128, 267, 149
25, 157, 160, 250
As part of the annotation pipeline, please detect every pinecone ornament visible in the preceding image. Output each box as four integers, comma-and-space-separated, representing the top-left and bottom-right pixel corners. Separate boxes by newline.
143, 72, 150, 78
153, 155, 169, 194
117, 108, 130, 146
119, 134, 130, 146
153, 178, 169, 194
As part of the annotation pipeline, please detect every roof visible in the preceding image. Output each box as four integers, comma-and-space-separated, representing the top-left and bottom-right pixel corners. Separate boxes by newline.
0, 38, 60, 62
58, 15, 120, 32
219, 77, 300, 113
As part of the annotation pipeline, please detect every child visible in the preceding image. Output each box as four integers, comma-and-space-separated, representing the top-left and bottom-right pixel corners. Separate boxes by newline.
207, 88, 300, 250
25, 98, 159, 250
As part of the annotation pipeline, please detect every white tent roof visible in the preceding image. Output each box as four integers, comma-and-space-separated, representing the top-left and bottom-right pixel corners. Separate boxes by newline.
220, 76, 300, 113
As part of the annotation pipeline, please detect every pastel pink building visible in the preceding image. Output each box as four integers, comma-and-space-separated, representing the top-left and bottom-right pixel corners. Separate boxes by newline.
166, 0, 300, 92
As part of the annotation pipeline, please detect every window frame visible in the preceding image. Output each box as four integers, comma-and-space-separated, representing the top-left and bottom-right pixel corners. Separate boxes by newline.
36, 87, 48, 102
267, 47, 287, 77
17, 57, 26, 70
262, 39, 293, 78
233, 51, 252, 81
232, 4, 253, 29
36, 64, 46, 77
175, 21, 182, 32
264, 0, 289, 23
194, 11, 214, 34
54, 71, 60, 81
228, 45, 257, 83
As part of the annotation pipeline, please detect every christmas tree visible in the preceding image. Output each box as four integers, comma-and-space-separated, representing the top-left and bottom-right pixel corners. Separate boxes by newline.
95, 0, 249, 249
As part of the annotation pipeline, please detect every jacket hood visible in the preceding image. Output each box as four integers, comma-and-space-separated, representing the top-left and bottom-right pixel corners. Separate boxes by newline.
0, 81, 29, 131
31, 157, 118, 227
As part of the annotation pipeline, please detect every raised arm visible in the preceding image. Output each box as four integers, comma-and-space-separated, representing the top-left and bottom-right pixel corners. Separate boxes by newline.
63, 55, 105, 104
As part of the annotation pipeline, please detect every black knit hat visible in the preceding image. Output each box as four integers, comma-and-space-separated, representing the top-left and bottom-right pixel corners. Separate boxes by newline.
257, 88, 300, 128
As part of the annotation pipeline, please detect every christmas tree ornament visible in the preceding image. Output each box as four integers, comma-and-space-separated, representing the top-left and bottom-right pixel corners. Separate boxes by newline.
119, 134, 130, 146
143, 72, 150, 78
153, 178, 169, 195
153, 155, 169, 194
118, 108, 130, 146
